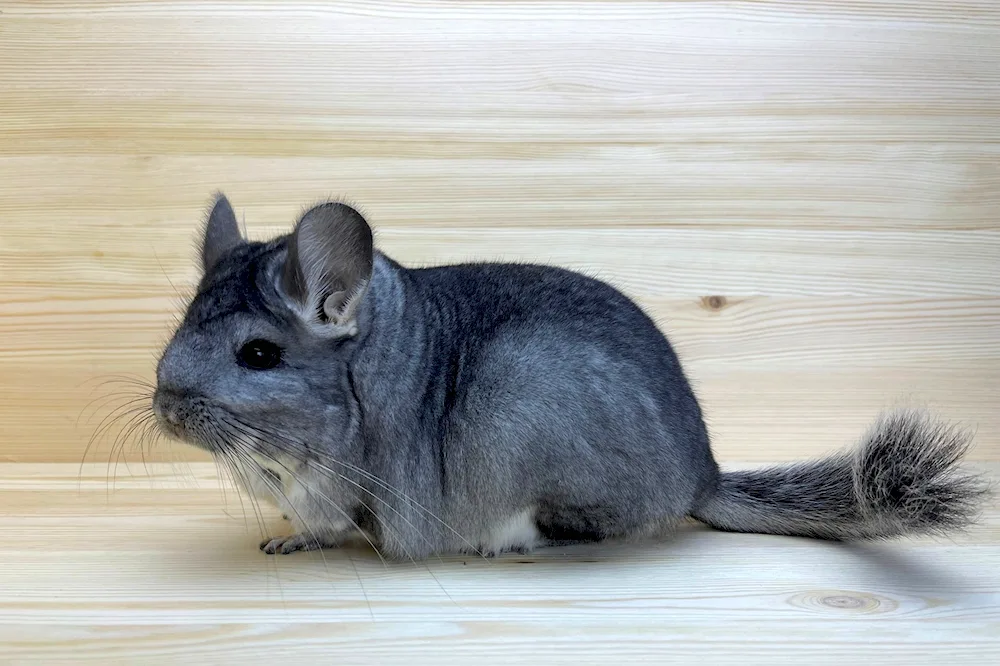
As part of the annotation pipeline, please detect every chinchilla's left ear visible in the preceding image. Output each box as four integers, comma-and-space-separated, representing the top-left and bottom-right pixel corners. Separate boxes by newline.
201, 192, 245, 273
280, 201, 373, 337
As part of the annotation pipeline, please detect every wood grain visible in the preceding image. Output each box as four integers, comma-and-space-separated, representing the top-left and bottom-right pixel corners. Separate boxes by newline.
1, 0, 999, 464
0, 462, 998, 663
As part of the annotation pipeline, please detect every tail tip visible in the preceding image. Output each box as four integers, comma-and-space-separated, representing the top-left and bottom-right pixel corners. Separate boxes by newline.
854, 409, 992, 537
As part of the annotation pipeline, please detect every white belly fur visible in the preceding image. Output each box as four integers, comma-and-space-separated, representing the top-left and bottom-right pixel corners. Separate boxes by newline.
480, 508, 541, 555
241, 455, 540, 555
245, 453, 309, 515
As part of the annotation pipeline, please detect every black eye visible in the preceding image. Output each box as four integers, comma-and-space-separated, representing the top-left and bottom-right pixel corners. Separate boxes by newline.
238, 339, 282, 370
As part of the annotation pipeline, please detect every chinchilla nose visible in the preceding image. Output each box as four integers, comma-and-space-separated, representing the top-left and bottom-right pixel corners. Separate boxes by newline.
155, 336, 210, 399
152, 390, 182, 425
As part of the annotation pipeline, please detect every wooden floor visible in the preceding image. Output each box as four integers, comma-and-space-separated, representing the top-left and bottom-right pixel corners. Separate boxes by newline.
1, 462, 997, 663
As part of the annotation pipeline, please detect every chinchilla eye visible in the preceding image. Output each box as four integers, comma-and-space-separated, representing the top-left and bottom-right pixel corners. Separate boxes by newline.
237, 339, 282, 370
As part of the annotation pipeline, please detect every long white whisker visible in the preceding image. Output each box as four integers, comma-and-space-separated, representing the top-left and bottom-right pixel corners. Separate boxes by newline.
226, 417, 487, 560
225, 443, 374, 620
210, 442, 287, 608
223, 428, 390, 569
222, 417, 438, 559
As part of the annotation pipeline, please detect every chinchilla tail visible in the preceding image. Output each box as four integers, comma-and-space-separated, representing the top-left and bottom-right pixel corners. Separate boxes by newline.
690, 410, 990, 540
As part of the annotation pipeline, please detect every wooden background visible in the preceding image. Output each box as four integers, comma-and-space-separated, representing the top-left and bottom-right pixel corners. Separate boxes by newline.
1, 0, 999, 464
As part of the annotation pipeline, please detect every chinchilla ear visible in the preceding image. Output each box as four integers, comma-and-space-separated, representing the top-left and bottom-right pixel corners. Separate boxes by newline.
201, 192, 245, 273
280, 201, 373, 337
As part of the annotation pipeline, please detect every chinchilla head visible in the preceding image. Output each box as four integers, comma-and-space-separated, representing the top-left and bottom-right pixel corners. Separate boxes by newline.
152, 193, 374, 464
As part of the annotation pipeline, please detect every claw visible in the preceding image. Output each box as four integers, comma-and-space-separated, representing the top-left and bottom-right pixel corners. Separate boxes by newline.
260, 532, 342, 555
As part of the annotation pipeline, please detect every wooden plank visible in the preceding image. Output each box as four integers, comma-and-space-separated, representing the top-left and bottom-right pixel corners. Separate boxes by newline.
5, 225, 1000, 298
4, 294, 998, 363
0, 462, 997, 663
2, 293, 997, 462
3, 1, 1000, 155
4, 368, 999, 463
1, 153, 999, 231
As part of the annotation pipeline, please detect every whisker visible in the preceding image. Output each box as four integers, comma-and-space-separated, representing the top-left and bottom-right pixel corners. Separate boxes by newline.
134, 418, 160, 479
224, 430, 390, 569
220, 416, 484, 580
77, 393, 152, 428
224, 440, 379, 620
78, 393, 151, 491
221, 420, 396, 556
218, 439, 339, 609
87, 400, 152, 443
214, 446, 287, 609
107, 410, 153, 492
76, 374, 156, 392
228, 417, 487, 561
231, 435, 463, 608
93, 406, 152, 494
207, 428, 270, 540
83, 401, 153, 468
213, 451, 250, 531
153, 247, 186, 301
118, 413, 156, 458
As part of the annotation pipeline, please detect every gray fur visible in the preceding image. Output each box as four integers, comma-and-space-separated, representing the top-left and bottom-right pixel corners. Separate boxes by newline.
693, 410, 989, 539
153, 194, 990, 560
201, 193, 243, 273
280, 201, 373, 336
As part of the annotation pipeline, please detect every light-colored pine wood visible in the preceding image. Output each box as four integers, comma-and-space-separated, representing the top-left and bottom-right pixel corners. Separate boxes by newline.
0, 462, 998, 663
1, 0, 999, 467
5, 295, 999, 463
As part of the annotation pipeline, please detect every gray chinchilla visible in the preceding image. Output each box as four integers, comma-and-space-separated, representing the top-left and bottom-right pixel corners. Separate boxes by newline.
152, 193, 989, 559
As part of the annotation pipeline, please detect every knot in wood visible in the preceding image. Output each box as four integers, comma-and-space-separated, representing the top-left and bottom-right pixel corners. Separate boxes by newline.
700, 295, 728, 311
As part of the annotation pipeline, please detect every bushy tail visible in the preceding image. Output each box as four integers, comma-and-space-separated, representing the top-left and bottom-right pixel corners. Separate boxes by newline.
691, 410, 991, 540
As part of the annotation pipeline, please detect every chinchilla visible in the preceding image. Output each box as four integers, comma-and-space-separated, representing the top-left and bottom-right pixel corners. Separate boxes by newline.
152, 193, 989, 560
